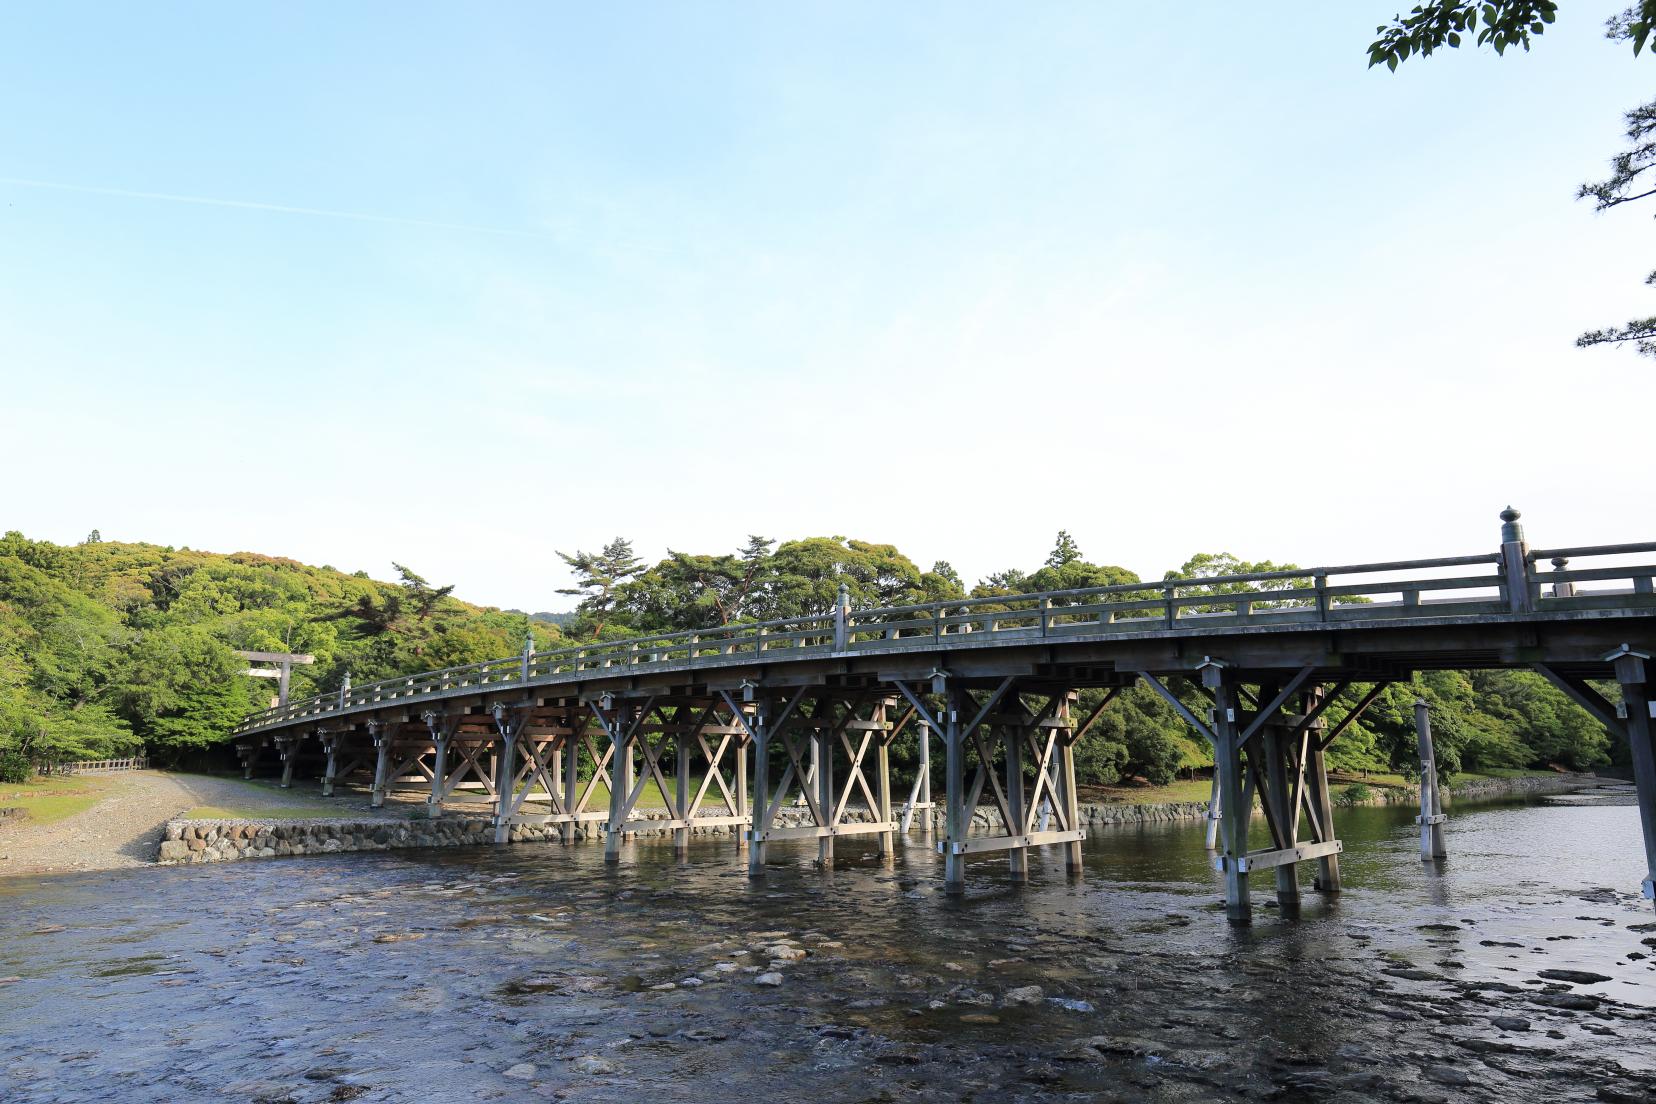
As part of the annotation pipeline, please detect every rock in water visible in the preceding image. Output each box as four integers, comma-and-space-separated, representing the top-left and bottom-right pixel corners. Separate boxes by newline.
1003, 985, 1043, 1006
1537, 969, 1613, 985
755, 972, 784, 986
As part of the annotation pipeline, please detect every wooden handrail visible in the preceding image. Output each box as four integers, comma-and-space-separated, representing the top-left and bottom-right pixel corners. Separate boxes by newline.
230, 540, 1656, 737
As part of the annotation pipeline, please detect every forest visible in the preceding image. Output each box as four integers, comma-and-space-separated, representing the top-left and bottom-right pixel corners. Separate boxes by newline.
0, 528, 1619, 786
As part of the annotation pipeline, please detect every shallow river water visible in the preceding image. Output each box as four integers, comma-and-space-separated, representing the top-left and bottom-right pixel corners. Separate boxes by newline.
3, 786, 1655, 1103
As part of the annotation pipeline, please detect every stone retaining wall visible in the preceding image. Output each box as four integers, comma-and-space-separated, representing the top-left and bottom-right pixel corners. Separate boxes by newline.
156, 818, 496, 863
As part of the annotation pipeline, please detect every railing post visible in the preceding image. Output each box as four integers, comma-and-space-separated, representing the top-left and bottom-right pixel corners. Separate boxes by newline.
1550, 556, 1574, 599
833, 582, 851, 651
521, 635, 533, 682
338, 671, 351, 710
1499, 506, 1534, 614
1313, 574, 1330, 619
1163, 585, 1177, 629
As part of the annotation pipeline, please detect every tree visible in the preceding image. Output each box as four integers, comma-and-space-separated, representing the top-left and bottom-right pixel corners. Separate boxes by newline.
558, 538, 645, 636
393, 563, 455, 623
1369, 2, 1656, 354
1046, 531, 1083, 568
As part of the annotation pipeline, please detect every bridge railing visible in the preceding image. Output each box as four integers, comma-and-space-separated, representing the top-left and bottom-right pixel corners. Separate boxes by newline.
1530, 541, 1656, 607
231, 539, 1656, 737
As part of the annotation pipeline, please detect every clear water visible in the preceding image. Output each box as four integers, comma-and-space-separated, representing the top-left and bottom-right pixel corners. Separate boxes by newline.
3, 786, 1654, 1103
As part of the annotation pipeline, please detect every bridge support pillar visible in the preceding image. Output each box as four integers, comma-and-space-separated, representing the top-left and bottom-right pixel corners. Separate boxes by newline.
943, 689, 967, 894
815, 724, 836, 869
734, 734, 749, 844
1005, 716, 1029, 882
1261, 716, 1300, 914
1061, 715, 1084, 876
276, 734, 298, 789
1414, 700, 1448, 861
600, 701, 633, 865
370, 725, 391, 808
426, 721, 449, 820
562, 734, 580, 845
1305, 687, 1341, 893
747, 698, 771, 876
903, 721, 935, 834
1203, 772, 1221, 851
1210, 671, 1251, 924
492, 708, 520, 844
1611, 651, 1656, 908
674, 732, 691, 859
876, 736, 894, 861
321, 734, 339, 797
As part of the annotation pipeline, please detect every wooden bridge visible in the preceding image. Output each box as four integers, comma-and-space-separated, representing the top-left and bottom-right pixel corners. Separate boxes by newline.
232, 510, 1656, 923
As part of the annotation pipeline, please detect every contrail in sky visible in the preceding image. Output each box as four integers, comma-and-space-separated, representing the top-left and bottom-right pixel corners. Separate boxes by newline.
0, 176, 533, 237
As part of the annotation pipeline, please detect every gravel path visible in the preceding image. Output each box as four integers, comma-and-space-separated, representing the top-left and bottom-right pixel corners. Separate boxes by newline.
0, 772, 387, 876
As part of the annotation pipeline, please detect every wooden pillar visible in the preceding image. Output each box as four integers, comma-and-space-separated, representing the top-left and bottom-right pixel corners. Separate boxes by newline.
1261, 720, 1300, 912
493, 722, 517, 844
944, 689, 968, 894
919, 720, 933, 834
1305, 687, 1341, 893
816, 722, 835, 868
1005, 721, 1028, 882
733, 733, 749, 843
1203, 772, 1221, 850
425, 714, 449, 819
876, 731, 894, 860
562, 730, 580, 844
1414, 699, 1447, 860
674, 731, 690, 858
748, 701, 770, 876
1061, 710, 1084, 876
1210, 670, 1250, 924
278, 738, 295, 789
320, 736, 338, 797
370, 729, 391, 808
1611, 651, 1656, 907
604, 706, 628, 865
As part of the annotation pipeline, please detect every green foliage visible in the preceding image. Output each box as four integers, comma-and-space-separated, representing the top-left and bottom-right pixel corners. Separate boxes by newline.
1368, 4, 1656, 354
1337, 783, 1374, 807
0, 532, 559, 764
1368, 2, 1560, 70
0, 748, 31, 784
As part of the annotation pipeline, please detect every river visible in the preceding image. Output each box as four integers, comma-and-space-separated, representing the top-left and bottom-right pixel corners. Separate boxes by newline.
3, 785, 1654, 1103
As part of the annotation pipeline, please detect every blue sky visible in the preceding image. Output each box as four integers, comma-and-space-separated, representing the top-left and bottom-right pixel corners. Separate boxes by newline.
3, 3, 1650, 610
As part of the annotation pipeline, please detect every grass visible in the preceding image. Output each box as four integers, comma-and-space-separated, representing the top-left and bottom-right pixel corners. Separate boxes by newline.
0, 774, 117, 825
180, 804, 338, 821
1077, 766, 1564, 808
1083, 778, 1215, 805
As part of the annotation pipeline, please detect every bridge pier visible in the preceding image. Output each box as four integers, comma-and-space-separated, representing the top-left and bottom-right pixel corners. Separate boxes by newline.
743, 694, 773, 876
1304, 686, 1341, 893
1208, 669, 1251, 924
1261, 713, 1300, 914
369, 722, 391, 807
1414, 700, 1448, 861
900, 678, 1096, 895
1610, 649, 1656, 907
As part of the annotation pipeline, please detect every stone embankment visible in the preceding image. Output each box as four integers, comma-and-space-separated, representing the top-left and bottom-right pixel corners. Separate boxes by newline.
156, 772, 1609, 865
157, 818, 495, 863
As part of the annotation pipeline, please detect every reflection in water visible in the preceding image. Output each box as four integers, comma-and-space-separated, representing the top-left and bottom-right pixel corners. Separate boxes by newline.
2, 789, 1654, 1102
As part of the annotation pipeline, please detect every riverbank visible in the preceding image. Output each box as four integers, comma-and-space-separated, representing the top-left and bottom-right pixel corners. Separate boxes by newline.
151, 769, 1614, 866
0, 772, 393, 876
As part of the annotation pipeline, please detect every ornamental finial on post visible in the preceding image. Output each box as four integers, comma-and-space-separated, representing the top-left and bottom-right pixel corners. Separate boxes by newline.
1500, 506, 1524, 544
